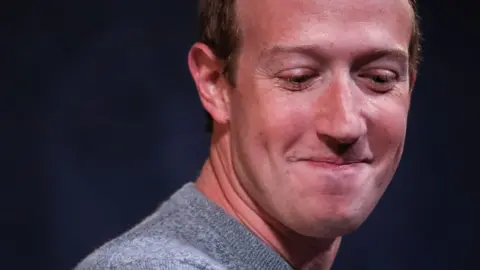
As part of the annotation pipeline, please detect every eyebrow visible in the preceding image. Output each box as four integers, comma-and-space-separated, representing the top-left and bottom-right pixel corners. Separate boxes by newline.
352, 48, 409, 69
259, 44, 409, 65
258, 45, 326, 62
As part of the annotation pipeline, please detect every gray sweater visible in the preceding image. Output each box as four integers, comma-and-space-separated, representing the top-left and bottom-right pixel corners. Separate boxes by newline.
74, 183, 293, 270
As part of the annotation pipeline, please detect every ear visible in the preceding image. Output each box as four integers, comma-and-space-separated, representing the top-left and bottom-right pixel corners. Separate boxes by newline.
188, 42, 231, 126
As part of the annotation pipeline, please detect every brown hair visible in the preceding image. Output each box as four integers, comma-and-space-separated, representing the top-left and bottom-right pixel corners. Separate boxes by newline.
198, 0, 422, 133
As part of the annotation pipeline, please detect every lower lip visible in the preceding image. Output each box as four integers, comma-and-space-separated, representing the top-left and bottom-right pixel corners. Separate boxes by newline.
303, 161, 366, 170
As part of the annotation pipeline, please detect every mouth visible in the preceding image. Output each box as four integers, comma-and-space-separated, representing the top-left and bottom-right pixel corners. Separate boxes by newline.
302, 160, 367, 169
291, 157, 373, 170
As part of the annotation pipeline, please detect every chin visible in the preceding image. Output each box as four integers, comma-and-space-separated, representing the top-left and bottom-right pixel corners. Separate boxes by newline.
320, 215, 366, 237
288, 204, 372, 238
301, 219, 362, 238
288, 176, 385, 238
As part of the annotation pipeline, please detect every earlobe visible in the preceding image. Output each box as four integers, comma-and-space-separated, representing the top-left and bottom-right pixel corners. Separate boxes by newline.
188, 42, 230, 126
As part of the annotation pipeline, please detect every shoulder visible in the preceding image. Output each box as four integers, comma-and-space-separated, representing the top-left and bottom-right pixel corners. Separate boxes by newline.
75, 184, 230, 270
74, 236, 226, 270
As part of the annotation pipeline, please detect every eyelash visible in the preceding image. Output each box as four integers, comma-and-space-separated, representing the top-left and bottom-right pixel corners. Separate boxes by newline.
359, 71, 399, 92
277, 71, 318, 92
275, 69, 400, 93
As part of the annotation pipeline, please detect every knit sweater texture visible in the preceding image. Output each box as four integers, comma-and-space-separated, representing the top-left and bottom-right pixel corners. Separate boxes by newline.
74, 183, 293, 270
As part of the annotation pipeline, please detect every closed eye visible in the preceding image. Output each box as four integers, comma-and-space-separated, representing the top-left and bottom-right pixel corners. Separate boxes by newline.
276, 68, 318, 91
358, 69, 399, 92
287, 74, 316, 84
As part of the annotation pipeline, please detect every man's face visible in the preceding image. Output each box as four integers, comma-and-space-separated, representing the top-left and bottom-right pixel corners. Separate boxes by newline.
228, 0, 413, 237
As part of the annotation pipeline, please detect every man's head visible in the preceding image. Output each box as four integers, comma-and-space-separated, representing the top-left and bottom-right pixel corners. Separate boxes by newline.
199, 0, 420, 132
189, 0, 420, 238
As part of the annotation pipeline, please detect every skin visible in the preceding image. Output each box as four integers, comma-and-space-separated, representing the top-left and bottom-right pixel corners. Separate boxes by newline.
188, 0, 416, 269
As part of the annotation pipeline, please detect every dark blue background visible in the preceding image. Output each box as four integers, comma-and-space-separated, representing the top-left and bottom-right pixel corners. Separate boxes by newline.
5, 1, 479, 269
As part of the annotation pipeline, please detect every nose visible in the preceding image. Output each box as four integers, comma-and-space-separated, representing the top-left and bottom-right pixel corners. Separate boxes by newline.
314, 75, 367, 149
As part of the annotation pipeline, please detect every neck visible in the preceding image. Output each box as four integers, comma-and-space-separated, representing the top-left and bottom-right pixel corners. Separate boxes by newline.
196, 130, 341, 270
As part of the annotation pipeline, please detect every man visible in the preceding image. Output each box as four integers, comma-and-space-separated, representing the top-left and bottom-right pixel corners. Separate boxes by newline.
76, 0, 421, 269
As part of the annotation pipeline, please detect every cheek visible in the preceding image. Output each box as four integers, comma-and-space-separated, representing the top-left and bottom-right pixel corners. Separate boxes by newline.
367, 93, 410, 166
229, 86, 311, 197
231, 85, 310, 154
258, 105, 308, 154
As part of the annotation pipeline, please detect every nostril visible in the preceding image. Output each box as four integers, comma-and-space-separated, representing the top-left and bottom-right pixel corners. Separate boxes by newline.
336, 142, 353, 155
321, 136, 359, 155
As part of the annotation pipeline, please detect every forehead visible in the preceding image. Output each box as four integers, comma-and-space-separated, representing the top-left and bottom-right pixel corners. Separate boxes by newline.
236, 0, 413, 57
